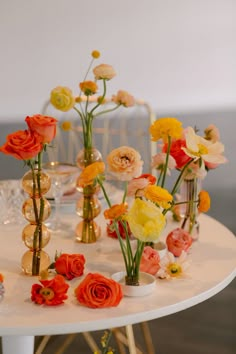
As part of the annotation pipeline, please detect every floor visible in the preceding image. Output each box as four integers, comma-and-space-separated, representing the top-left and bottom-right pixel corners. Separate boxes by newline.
30, 277, 236, 354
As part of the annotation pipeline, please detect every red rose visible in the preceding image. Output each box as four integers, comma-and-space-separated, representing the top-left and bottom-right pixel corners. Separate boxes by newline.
31, 274, 69, 306
55, 253, 86, 280
166, 228, 192, 257
140, 246, 160, 275
163, 139, 191, 169
75, 273, 123, 308
25, 114, 58, 144
0, 129, 43, 160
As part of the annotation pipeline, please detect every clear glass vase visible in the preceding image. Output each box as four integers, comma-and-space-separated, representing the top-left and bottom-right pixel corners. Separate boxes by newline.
75, 148, 102, 243
21, 168, 52, 275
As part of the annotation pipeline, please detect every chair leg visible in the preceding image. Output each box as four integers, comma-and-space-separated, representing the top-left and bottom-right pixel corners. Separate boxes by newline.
125, 324, 138, 354
54, 334, 77, 354
140, 322, 155, 354
35, 335, 51, 354
82, 332, 100, 352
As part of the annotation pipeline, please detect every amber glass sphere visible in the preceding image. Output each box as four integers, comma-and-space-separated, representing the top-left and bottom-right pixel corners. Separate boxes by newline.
76, 148, 102, 169
22, 169, 51, 197
21, 250, 51, 275
75, 220, 101, 243
22, 197, 51, 223
76, 195, 101, 219
22, 223, 51, 249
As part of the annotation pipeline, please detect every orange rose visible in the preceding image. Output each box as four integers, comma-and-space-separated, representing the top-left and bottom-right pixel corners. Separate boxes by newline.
55, 253, 85, 280
31, 274, 69, 306
75, 273, 123, 308
166, 228, 192, 257
0, 130, 43, 160
25, 114, 58, 144
104, 203, 128, 220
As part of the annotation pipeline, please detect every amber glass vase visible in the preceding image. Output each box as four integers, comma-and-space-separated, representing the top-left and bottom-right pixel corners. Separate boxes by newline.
75, 148, 102, 243
21, 168, 51, 275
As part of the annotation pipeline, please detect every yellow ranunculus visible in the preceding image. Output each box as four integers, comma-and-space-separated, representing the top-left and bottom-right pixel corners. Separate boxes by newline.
144, 184, 173, 209
150, 117, 183, 142
50, 86, 75, 112
125, 198, 166, 243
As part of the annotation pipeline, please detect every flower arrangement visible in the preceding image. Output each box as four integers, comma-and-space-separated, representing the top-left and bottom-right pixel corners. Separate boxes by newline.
0, 114, 58, 275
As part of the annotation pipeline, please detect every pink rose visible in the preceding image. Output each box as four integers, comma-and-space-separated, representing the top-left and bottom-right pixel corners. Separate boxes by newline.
166, 228, 192, 257
140, 246, 160, 275
55, 253, 86, 280
25, 114, 58, 144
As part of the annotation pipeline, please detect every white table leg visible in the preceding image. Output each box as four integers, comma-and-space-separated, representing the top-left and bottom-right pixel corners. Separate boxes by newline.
2, 335, 34, 354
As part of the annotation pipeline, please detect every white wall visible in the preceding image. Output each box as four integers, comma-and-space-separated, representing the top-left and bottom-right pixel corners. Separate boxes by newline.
0, 0, 236, 121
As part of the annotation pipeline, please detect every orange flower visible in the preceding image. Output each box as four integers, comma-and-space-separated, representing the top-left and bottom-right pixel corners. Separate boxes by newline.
104, 203, 128, 220
198, 190, 211, 213
0, 273, 4, 282
144, 184, 173, 209
166, 228, 192, 257
79, 81, 98, 96
55, 253, 86, 280
31, 274, 69, 306
75, 273, 123, 308
25, 114, 58, 144
0, 129, 43, 160
77, 161, 105, 188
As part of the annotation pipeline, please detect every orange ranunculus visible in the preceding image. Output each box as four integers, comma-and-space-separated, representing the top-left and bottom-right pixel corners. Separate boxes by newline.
79, 81, 98, 96
77, 161, 105, 187
75, 273, 123, 308
0, 130, 43, 160
31, 274, 69, 306
144, 184, 173, 209
25, 114, 57, 144
104, 203, 128, 220
55, 253, 86, 280
198, 190, 211, 213
166, 228, 192, 257
140, 246, 160, 275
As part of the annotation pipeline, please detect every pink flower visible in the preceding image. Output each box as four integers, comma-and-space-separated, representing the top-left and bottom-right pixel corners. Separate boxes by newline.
93, 64, 116, 80
204, 124, 220, 143
152, 152, 176, 175
140, 246, 160, 275
166, 228, 193, 257
112, 90, 135, 107
107, 146, 143, 181
127, 174, 156, 197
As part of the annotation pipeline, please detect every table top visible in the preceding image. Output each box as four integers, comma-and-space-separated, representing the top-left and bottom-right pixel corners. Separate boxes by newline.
0, 212, 235, 337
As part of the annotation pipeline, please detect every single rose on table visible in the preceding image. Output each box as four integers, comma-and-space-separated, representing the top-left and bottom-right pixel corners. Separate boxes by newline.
166, 228, 193, 257
75, 273, 123, 308
140, 246, 160, 275
55, 253, 86, 280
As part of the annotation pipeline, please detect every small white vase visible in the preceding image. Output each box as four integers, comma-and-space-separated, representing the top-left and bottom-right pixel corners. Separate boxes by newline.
111, 271, 156, 297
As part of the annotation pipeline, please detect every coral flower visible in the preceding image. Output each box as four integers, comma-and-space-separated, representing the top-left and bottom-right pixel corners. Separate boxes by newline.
144, 185, 173, 209
182, 127, 227, 167
166, 228, 193, 257
140, 246, 160, 275
107, 146, 143, 181
79, 81, 98, 96
104, 203, 128, 220
93, 64, 116, 80
150, 117, 183, 142
198, 190, 211, 213
50, 86, 75, 112
77, 161, 105, 188
25, 114, 58, 144
125, 198, 166, 243
127, 174, 156, 197
112, 90, 135, 107
162, 139, 191, 169
31, 275, 69, 306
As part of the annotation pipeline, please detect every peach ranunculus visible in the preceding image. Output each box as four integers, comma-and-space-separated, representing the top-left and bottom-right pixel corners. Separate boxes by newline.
140, 246, 160, 275
79, 81, 98, 96
25, 114, 58, 144
127, 174, 156, 197
144, 184, 173, 209
107, 146, 143, 181
204, 124, 220, 143
104, 203, 128, 220
55, 253, 86, 280
183, 161, 207, 180
198, 190, 211, 213
112, 90, 135, 107
0, 129, 43, 160
152, 152, 176, 175
166, 228, 193, 257
31, 274, 69, 306
93, 64, 116, 80
150, 117, 183, 143
75, 273, 123, 308
50, 86, 75, 112
77, 161, 105, 188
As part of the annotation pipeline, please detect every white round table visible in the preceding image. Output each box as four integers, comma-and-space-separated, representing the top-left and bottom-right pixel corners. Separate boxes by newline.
0, 213, 235, 354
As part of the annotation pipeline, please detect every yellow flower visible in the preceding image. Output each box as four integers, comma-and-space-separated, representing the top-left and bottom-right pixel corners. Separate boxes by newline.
91, 50, 100, 59
198, 190, 211, 213
61, 121, 72, 131
144, 184, 173, 209
125, 198, 166, 243
79, 81, 98, 96
150, 117, 183, 142
104, 203, 128, 220
50, 86, 75, 112
77, 161, 105, 187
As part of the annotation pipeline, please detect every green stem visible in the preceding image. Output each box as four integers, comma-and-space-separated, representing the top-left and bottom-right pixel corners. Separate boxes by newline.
161, 135, 171, 188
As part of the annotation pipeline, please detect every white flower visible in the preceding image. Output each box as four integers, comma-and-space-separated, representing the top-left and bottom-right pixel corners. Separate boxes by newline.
156, 251, 190, 279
